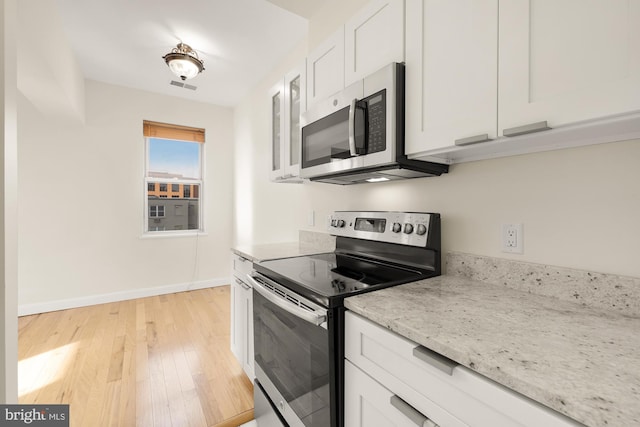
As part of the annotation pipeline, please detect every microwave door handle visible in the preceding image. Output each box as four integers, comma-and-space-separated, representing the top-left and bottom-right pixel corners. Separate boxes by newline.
348, 98, 358, 156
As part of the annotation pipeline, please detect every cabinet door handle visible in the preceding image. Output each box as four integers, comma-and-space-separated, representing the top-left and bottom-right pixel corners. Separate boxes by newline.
389, 395, 439, 427
412, 345, 458, 376
503, 121, 551, 137
454, 133, 492, 146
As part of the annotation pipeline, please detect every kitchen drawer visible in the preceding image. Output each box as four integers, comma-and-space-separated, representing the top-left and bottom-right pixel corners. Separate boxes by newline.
345, 311, 581, 427
345, 359, 465, 427
232, 253, 253, 279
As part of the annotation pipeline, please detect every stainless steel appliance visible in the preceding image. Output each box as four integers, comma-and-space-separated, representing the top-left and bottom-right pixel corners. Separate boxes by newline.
247, 211, 442, 427
299, 63, 448, 184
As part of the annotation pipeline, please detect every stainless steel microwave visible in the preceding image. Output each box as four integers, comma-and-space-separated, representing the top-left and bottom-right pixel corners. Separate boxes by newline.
299, 62, 448, 184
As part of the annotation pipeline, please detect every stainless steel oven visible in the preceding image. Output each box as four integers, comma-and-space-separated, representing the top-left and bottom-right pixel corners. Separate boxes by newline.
248, 273, 334, 427
249, 211, 442, 427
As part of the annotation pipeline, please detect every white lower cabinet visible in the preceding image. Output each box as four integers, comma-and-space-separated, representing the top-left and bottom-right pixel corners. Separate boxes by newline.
345, 360, 457, 427
344, 311, 582, 427
230, 253, 254, 380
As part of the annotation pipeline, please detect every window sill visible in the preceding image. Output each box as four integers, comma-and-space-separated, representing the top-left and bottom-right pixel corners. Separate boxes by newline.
140, 230, 208, 239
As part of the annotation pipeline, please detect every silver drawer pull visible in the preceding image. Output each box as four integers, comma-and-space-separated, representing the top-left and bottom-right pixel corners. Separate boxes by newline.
454, 133, 492, 146
390, 395, 439, 427
235, 278, 251, 290
413, 345, 458, 376
503, 120, 551, 137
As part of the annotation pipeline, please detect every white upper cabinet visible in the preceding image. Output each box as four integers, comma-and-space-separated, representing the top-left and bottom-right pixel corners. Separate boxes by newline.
269, 62, 306, 182
406, 0, 640, 163
499, 0, 640, 135
344, 0, 405, 87
307, 27, 345, 110
405, 0, 498, 155
307, 0, 405, 110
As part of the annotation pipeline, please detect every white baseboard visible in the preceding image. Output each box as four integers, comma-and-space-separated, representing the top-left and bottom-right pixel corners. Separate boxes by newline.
18, 277, 232, 316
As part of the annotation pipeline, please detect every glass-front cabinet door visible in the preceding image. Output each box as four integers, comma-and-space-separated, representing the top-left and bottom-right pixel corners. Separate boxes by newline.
268, 80, 285, 181
269, 61, 306, 182
284, 63, 306, 179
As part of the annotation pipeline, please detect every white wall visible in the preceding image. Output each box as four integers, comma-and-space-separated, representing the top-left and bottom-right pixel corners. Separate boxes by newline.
321, 141, 640, 277
233, 0, 640, 279
17, 0, 85, 122
18, 80, 235, 311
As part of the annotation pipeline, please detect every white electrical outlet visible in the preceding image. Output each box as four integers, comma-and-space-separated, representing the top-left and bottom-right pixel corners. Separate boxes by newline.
502, 223, 524, 254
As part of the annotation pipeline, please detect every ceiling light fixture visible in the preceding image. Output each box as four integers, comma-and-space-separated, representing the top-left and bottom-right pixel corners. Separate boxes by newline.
163, 43, 205, 81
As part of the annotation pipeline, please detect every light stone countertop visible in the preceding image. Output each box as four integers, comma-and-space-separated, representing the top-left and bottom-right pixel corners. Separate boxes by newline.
232, 242, 330, 262
232, 230, 336, 262
344, 275, 640, 427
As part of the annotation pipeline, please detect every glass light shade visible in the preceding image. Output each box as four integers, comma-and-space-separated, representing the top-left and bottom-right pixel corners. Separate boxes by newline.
167, 56, 200, 80
163, 43, 204, 81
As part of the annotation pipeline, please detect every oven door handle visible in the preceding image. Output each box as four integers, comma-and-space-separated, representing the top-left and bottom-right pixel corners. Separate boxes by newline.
246, 274, 328, 328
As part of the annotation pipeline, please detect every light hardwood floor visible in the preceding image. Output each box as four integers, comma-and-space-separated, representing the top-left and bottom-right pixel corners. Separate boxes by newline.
18, 286, 254, 427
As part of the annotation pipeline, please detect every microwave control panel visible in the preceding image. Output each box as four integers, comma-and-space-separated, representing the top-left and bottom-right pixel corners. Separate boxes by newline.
328, 211, 435, 247
364, 90, 386, 154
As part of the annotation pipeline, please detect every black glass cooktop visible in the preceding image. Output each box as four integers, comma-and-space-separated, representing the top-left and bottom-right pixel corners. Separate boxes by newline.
254, 252, 428, 308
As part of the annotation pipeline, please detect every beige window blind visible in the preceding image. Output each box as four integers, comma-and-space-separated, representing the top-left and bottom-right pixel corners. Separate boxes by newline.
143, 120, 205, 143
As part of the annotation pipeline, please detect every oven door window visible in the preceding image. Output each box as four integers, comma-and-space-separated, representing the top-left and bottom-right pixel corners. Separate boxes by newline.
254, 290, 331, 426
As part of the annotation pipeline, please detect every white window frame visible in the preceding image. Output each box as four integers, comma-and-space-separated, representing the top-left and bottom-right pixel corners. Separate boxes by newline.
143, 136, 205, 237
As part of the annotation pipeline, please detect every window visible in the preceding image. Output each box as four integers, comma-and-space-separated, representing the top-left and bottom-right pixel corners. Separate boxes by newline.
149, 205, 165, 217
144, 120, 204, 234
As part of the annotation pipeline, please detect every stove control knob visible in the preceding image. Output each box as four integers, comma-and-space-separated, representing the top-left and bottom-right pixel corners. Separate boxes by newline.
392, 222, 402, 233
337, 219, 346, 228
416, 224, 427, 235
330, 219, 336, 227
403, 223, 414, 234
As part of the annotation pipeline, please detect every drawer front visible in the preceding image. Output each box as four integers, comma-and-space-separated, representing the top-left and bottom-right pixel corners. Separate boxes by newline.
232, 253, 253, 278
345, 311, 581, 427
345, 359, 464, 427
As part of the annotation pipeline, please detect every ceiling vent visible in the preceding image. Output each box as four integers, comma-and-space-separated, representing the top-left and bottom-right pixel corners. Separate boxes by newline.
170, 80, 197, 91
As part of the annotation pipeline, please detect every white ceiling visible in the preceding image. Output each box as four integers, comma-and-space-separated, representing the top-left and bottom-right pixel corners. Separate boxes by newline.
53, 0, 311, 107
